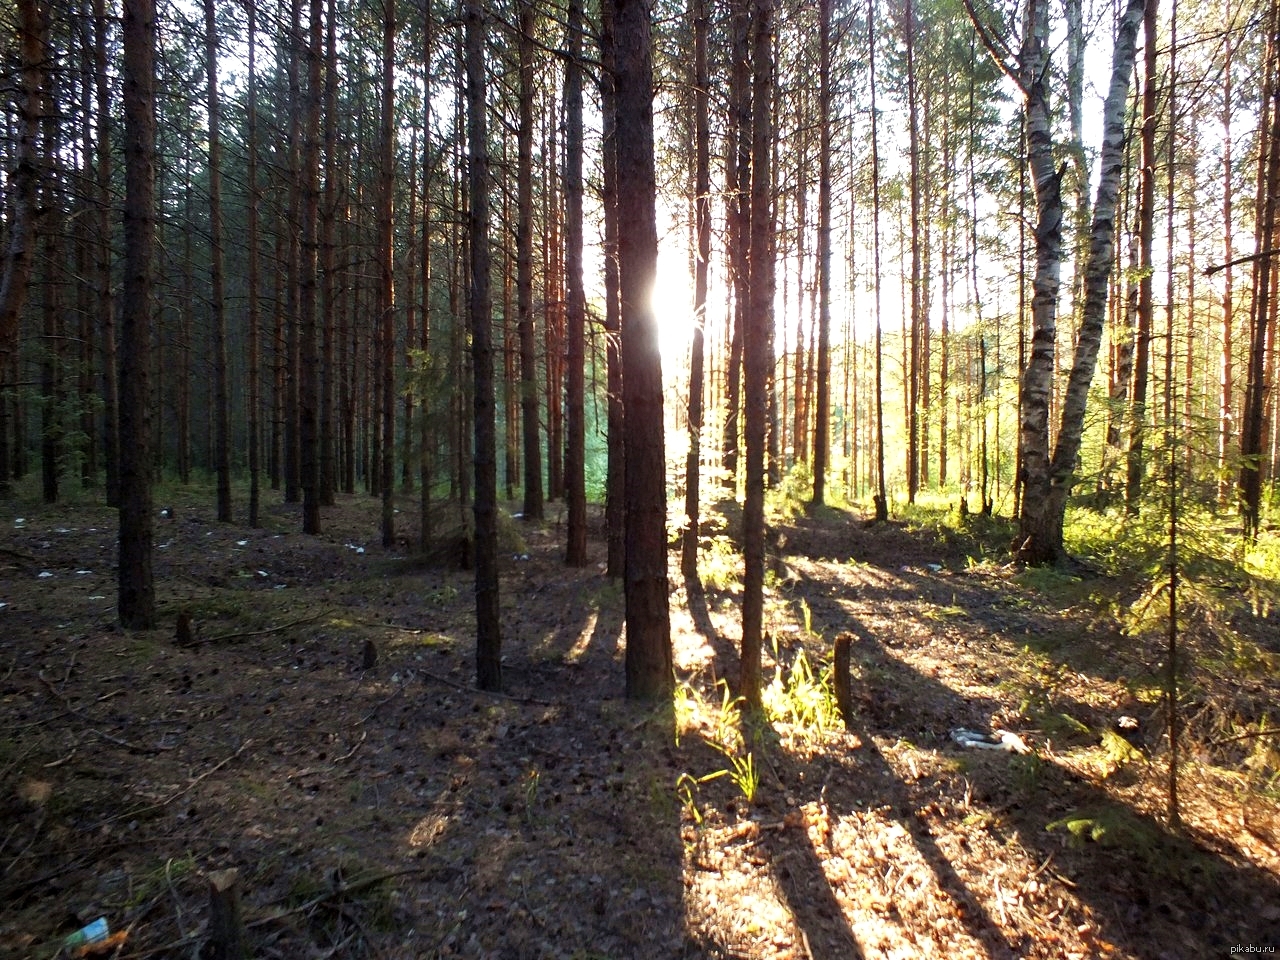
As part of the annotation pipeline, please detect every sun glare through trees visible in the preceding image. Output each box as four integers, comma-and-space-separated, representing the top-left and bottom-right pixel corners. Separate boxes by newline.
3, 0, 1280, 954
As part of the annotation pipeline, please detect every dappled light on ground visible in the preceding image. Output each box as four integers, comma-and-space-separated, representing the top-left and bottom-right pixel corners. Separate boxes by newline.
1, 489, 1276, 957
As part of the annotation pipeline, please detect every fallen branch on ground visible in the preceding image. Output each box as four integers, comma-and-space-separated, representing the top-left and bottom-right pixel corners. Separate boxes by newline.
99, 739, 255, 826
195, 610, 332, 646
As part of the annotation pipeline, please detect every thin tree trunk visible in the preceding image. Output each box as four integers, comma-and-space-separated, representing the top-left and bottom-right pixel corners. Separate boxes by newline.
904, 0, 922, 503
0, 0, 45, 495
811, 0, 833, 507
1031, 0, 1145, 561
1219, 3, 1236, 507
92, 0, 119, 505
564, 0, 588, 567
284, 0, 303, 505
1241, 0, 1280, 538
722, 0, 751, 489
1124, 0, 1161, 512
246, 0, 262, 527
600, 0, 625, 577
517, 0, 543, 521
869, 0, 888, 522
299, 0, 323, 534
320, 0, 339, 506
380, 0, 397, 548
40, 153, 61, 505
419, 16, 434, 550
118, 0, 157, 628
1006, 0, 1064, 562
466, 0, 502, 692
205, 0, 232, 522
741, 0, 775, 711
682, 0, 710, 578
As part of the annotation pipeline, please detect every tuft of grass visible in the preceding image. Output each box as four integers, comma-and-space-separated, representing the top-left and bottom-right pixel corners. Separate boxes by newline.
765, 463, 813, 521
128, 855, 198, 907
699, 535, 741, 593
763, 646, 840, 740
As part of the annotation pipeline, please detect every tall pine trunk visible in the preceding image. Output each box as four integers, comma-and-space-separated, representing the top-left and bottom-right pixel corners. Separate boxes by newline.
869, 0, 888, 522
600, 0, 625, 577
564, 0, 588, 567
247, 0, 263, 527
379, 0, 397, 548
614, 0, 672, 700
1124, 0, 1160, 512
299, 0, 323, 534
205, 0, 232, 522
682, 0, 710, 578
811, 0, 833, 507
0, 0, 45, 495
517, 0, 543, 521
118, 0, 157, 628
741, 0, 775, 711
466, 0, 502, 691
1241, 0, 1280, 537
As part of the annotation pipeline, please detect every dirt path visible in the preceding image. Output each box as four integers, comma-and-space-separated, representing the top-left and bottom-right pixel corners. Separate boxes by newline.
1, 491, 1277, 959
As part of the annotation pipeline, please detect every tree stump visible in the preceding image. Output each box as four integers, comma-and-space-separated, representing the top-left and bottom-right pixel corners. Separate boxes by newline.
833, 633, 855, 730
206, 868, 246, 960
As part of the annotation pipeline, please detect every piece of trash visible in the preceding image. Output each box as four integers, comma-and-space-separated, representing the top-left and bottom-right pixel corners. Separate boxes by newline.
925, 563, 943, 573
38, 571, 53, 579
513, 553, 530, 562
236, 539, 249, 546
17, 779, 51, 806
76, 570, 92, 575
1117, 715, 1138, 730
345, 543, 365, 554
87, 596, 105, 601
63, 918, 108, 950
950, 727, 1030, 754
273, 584, 287, 590
257, 570, 270, 577
14, 518, 24, 525
0, 602, 7, 609
74, 930, 128, 957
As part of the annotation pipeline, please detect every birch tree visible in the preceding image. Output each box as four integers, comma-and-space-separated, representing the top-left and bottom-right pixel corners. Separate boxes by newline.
969, 0, 1146, 564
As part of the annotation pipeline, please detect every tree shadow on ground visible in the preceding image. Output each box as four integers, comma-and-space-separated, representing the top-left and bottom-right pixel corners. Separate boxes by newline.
827, 609, 1280, 958
681, 571, 743, 684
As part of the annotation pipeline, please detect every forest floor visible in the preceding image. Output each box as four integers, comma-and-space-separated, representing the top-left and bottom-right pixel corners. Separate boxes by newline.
1, 484, 1278, 960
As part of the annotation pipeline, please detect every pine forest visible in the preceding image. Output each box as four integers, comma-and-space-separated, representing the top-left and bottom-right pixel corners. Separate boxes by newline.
2, 0, 1280, 955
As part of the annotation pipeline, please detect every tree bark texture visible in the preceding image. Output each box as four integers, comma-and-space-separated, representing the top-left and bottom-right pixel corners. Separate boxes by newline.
118, 0, 157, 628
380, 0, 398, 548
600, 0, 625, 578
467, 0, 503, 692
205, 0, 232, 523
0, 0, 45, 495
614, 0, 673, 701
564, 0, 589, 567
517, 0, 544, 522
741, 0, 775, 711
299, 0, 323, 535
1024, 0, 1145, 563
682, 0, 711, 579
812, 0, 833, 507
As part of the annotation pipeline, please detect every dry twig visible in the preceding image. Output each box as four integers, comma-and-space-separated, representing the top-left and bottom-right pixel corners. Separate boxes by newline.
197, 610, 332, 646
100, 739, 256, 826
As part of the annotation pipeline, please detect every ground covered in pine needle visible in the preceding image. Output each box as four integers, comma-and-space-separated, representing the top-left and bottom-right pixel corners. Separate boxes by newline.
1, 485, 1278, 959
